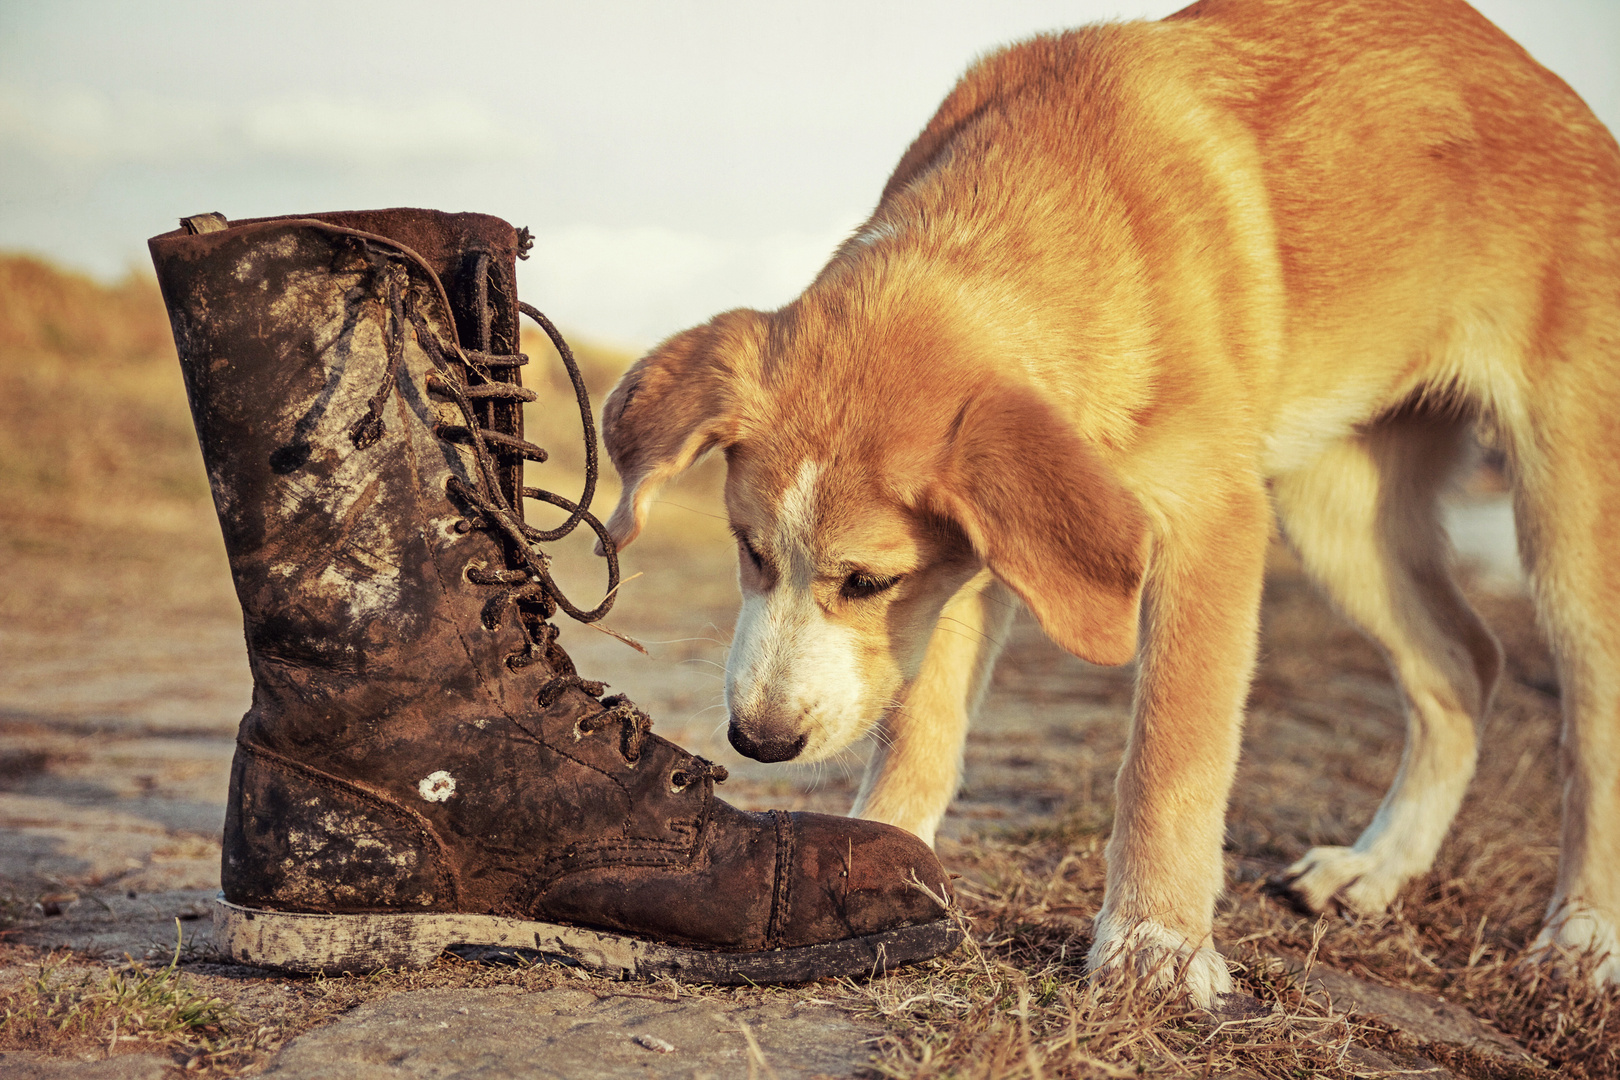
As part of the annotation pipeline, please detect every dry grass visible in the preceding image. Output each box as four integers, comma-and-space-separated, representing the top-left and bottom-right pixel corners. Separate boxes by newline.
0, 938, 612, 1072
0, 926, 235, 1063
834, 825, 1619, 1078
3, 252, 1618, 1077
844, 862, 1378, 1080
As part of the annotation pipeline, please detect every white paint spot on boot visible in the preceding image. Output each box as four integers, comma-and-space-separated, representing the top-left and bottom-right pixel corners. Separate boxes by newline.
418, 771, 456, 802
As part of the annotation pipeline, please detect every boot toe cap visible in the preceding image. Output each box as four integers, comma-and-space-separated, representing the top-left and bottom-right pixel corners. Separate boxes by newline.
777, 812, 953, 947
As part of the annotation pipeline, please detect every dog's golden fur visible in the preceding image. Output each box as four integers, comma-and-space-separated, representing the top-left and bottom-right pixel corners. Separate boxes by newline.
601, 0, 1620, 1004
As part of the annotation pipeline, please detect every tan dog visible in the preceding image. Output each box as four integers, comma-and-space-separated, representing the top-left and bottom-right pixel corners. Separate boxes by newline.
600, 0, 1620, 1005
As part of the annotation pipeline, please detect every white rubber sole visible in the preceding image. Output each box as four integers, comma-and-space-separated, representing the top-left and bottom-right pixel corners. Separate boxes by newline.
214, 897, 962, 984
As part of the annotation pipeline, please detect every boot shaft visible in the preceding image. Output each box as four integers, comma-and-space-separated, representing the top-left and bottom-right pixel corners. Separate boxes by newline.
151, 207, 528, 527
149, 212, 558, 752
216, 210, 531, 505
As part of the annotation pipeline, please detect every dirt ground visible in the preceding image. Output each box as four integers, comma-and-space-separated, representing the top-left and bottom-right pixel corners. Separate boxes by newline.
1, 258, 1615, 1077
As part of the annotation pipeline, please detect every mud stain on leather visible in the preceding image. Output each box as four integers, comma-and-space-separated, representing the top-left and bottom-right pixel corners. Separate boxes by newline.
267, 268, 384, 477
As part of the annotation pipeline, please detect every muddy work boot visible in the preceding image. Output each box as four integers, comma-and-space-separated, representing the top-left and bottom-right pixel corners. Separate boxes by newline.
148, 209, 958, 982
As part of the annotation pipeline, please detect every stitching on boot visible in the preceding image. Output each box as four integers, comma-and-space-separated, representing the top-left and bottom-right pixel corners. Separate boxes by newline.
239, 740, 462, 905
767, 810, 795, 948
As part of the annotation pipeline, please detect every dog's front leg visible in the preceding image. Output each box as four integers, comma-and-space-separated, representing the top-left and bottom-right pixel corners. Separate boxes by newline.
1087, 481, 1269, 1007
853, 569, 1016, 846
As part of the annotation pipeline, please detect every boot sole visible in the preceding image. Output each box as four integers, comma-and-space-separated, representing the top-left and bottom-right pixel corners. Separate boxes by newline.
215, 897, 963, 984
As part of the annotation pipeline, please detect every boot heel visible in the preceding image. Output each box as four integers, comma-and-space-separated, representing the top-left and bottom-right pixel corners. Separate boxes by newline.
214, 897, 450, 972
213, 897, 656, 975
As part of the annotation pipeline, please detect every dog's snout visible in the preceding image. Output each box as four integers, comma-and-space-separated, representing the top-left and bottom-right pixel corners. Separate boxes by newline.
728, 719, 808, 763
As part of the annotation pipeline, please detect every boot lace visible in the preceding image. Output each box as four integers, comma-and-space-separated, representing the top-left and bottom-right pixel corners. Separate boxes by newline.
355, 245, 725, 785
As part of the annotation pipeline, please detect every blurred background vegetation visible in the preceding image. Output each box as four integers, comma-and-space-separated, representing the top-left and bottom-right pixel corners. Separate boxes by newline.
0, 256, 202, 525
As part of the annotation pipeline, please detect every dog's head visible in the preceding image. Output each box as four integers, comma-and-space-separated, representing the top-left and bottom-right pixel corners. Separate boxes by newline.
601, 287, 1147, 764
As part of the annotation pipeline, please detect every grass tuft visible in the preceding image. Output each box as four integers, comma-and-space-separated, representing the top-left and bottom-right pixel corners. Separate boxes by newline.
0, 924, 234, 1060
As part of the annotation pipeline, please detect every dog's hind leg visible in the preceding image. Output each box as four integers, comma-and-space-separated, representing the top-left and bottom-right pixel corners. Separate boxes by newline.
852, 570, 1017, 847
1271, 413, 1502, 915
1514, 387, 1620, 986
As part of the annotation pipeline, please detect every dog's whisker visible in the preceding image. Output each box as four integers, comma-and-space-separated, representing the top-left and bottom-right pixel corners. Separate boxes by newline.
934, 615, 1008, 649
633, 635, 732, 648
931, 620, 1007, 653
680, 674, 726, 688
656, 499, 730, 522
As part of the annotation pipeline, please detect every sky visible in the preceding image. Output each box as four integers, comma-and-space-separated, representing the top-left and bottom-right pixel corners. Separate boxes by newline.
2, 0, 1617, 351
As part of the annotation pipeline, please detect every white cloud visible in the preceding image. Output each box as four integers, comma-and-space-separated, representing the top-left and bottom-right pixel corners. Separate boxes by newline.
242, 96, 516, 162
522, 222, 859, 350
0, 85, 526, 166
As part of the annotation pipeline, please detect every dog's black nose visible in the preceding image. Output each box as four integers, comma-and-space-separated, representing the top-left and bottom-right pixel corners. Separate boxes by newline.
729, 723, 808, 763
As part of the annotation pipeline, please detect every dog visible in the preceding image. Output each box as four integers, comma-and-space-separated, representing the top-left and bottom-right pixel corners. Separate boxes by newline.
599, 0, 1620, 1006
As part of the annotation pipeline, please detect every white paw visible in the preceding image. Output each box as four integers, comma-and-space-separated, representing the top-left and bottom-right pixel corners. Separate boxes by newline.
1277, 846, 1400, 915
1530, 907, 1620, 986
1087, 914, 1233, 1009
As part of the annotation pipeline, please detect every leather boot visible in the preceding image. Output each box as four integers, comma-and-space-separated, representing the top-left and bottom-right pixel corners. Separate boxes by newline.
148, 208, 958, 982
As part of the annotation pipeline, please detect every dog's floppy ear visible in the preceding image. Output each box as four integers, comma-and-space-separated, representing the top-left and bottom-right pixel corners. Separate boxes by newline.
600, 309, 765, 549
933, 382, 1148, 666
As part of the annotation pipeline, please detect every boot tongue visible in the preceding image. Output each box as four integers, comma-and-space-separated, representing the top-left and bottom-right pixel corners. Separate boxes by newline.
314, 210, 527, 525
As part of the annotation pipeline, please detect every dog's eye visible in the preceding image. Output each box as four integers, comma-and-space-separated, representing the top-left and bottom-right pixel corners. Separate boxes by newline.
738, 538, 766, 572
841, 571, 900, 600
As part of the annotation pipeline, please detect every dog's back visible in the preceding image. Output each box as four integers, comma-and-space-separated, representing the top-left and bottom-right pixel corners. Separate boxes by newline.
853, 0, 1619, 470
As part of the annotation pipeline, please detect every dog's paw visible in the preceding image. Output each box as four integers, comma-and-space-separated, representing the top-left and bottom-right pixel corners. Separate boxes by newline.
1270, 846, 1398, 916
1086, 913, 1232, 1009
1528, 907, 1620, 986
